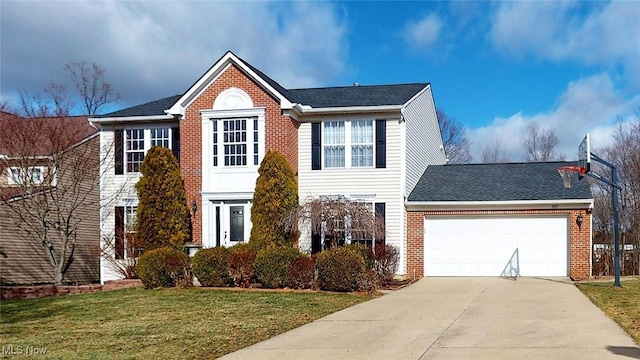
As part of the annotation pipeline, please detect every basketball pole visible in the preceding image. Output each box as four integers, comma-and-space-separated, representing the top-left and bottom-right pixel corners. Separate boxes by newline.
587, 153, 622, 288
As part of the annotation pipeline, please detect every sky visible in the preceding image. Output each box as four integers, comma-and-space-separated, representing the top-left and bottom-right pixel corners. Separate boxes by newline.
1, 1, 639, 162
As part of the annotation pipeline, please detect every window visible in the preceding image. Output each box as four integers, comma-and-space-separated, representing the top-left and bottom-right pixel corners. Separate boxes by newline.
323, 121, 345, 168
126, 129, 145, 173
315, 120, 377, 169
224, 119, 246, 166
212, 118, 259, 167
351, 121, 373, 167
7, 167, 44, 185
115, 205, 141, 259
310, 198, 385, 253
150, 128, 170, 148
117, 127, 177, 174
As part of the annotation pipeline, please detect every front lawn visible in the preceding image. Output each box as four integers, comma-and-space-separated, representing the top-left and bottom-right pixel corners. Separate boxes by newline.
1, 287, 375, 359
577, 277, 640, 344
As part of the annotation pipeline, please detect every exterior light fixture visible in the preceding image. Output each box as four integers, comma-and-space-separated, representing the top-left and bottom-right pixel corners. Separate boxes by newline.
191, 200, 198, 217
576, 213, 583, 228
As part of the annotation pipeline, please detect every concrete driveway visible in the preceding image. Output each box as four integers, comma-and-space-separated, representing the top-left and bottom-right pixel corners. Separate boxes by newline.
221, 277, 640, 359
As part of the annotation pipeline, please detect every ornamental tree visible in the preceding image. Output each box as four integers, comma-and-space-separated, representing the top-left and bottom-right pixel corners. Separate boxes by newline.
135, 146, 191, 251
250, 150, 298, 249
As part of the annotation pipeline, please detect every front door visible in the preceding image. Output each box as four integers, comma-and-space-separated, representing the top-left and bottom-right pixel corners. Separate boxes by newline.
229, 206, 244, 242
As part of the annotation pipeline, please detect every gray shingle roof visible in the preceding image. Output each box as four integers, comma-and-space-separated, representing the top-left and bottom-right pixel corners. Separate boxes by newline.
100, 95, 181, 117
408, 162, 592, 202
101, 52, 429, 117
287, 83, 428, 108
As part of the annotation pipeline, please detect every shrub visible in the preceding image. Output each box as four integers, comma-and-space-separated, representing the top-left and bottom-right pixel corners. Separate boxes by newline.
136, 247, 192, 289
228, 243, 257, 288
135, 146, 191, 252
371, 244, 400, 285
356, 270, 381, 293
255, 246, 301, 288
316, 247, 365, 292
191, 247, 231, 287
250, 151, 298, 249
288, 256, 316, 289
345, 244, 374, 270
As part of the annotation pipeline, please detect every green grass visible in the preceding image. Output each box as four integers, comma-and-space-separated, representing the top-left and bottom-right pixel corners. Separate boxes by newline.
1, 287, 375, 359
577, 277, 640, 344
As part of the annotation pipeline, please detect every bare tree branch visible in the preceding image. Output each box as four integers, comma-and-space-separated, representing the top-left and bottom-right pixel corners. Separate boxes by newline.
64, 61, 119, 115
437, 109, 472, 164
521, 122, 564, 162
480, 140, 510, 163
284, 197, 385, 251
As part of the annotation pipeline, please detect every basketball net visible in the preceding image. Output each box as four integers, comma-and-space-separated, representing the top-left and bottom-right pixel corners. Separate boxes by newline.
557, 166, 587, 188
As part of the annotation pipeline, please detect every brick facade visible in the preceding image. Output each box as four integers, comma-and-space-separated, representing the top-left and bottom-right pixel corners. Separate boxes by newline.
406, 209, 592, 280
180, 65, 298, 245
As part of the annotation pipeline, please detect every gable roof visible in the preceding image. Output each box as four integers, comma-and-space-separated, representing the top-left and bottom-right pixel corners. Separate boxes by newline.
408, 161, 592, 202
287, 83, 429, 108
103, 51, 431, 118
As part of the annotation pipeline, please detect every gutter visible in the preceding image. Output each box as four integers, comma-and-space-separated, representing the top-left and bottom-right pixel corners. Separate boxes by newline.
286, 104, 403, 121
88, 114, 175, 124
405, 199, 595, 211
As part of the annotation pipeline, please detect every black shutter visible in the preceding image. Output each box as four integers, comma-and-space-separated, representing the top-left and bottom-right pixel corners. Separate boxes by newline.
171, 127, 180, 163
376, 120, 386, 168
115, 207, 125, 259
375, 202, 386, 244
311, 123, 321, 170
114, 130, 123, 175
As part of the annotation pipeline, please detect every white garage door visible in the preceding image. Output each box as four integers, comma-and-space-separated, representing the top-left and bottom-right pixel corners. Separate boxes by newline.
424, 216, 568, 277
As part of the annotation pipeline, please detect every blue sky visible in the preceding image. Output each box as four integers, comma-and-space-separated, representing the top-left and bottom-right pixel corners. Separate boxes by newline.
1, 1, 639, 161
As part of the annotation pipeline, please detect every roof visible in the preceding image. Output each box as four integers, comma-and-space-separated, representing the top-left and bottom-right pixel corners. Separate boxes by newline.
287, 83, 428, 108
0, 112, 96, 156
408, 161, 593, 202
100, 95, 181, 117
103, 52, 429, 117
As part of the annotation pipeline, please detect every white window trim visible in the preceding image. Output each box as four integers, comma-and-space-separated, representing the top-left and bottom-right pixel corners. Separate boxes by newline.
322, 120, 375, 169
7, 166, 46, 185
123, 126, 175, 174
200, 108, 265, 174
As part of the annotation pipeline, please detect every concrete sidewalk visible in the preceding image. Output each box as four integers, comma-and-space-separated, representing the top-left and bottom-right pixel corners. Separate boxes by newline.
220, 277, 640, 359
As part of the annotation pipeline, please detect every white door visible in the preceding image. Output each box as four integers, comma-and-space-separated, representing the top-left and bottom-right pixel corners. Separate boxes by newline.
424, 216, 568, 276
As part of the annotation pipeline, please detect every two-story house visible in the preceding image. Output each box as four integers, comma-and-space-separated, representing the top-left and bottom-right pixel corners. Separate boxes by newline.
95, 51, 595, 282
94, 51, 446, 282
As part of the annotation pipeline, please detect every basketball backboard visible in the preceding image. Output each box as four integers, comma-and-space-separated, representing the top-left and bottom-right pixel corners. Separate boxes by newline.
578, 134, 591, 174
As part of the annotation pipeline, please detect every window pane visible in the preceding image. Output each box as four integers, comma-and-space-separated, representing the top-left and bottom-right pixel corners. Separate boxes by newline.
223, 119, 247, 166
351, 121, 373, 167
323, 121, 345, 168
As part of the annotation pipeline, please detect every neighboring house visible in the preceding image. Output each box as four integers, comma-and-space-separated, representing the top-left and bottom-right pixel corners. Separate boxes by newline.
0, 112, 100, 285
93, 51, 593, 283
406, 162, 593, 280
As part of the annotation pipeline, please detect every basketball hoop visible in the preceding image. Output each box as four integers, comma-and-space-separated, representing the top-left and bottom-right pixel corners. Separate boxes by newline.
558, 165, 587, 188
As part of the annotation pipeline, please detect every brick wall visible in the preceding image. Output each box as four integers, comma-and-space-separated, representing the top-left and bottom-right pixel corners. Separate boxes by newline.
0, 284, 102, 300
181, 64, 298, 245
406, 209, 592, 280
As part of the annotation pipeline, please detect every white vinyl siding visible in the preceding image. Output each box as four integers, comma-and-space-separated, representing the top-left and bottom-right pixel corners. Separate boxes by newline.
299, 117, 405, 274
99, 128, 168, 283
404, 85, 446, 197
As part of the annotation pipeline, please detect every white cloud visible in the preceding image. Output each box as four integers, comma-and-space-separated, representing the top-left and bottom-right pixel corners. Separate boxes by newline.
468, 73, 640, 162
0, 1, 347, 112
490, 2, 640, 88
403, 13, 443, 48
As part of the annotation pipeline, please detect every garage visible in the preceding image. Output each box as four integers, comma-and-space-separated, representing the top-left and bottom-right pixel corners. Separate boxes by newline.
424, 216, 569, 276
406, 162, 594, 280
